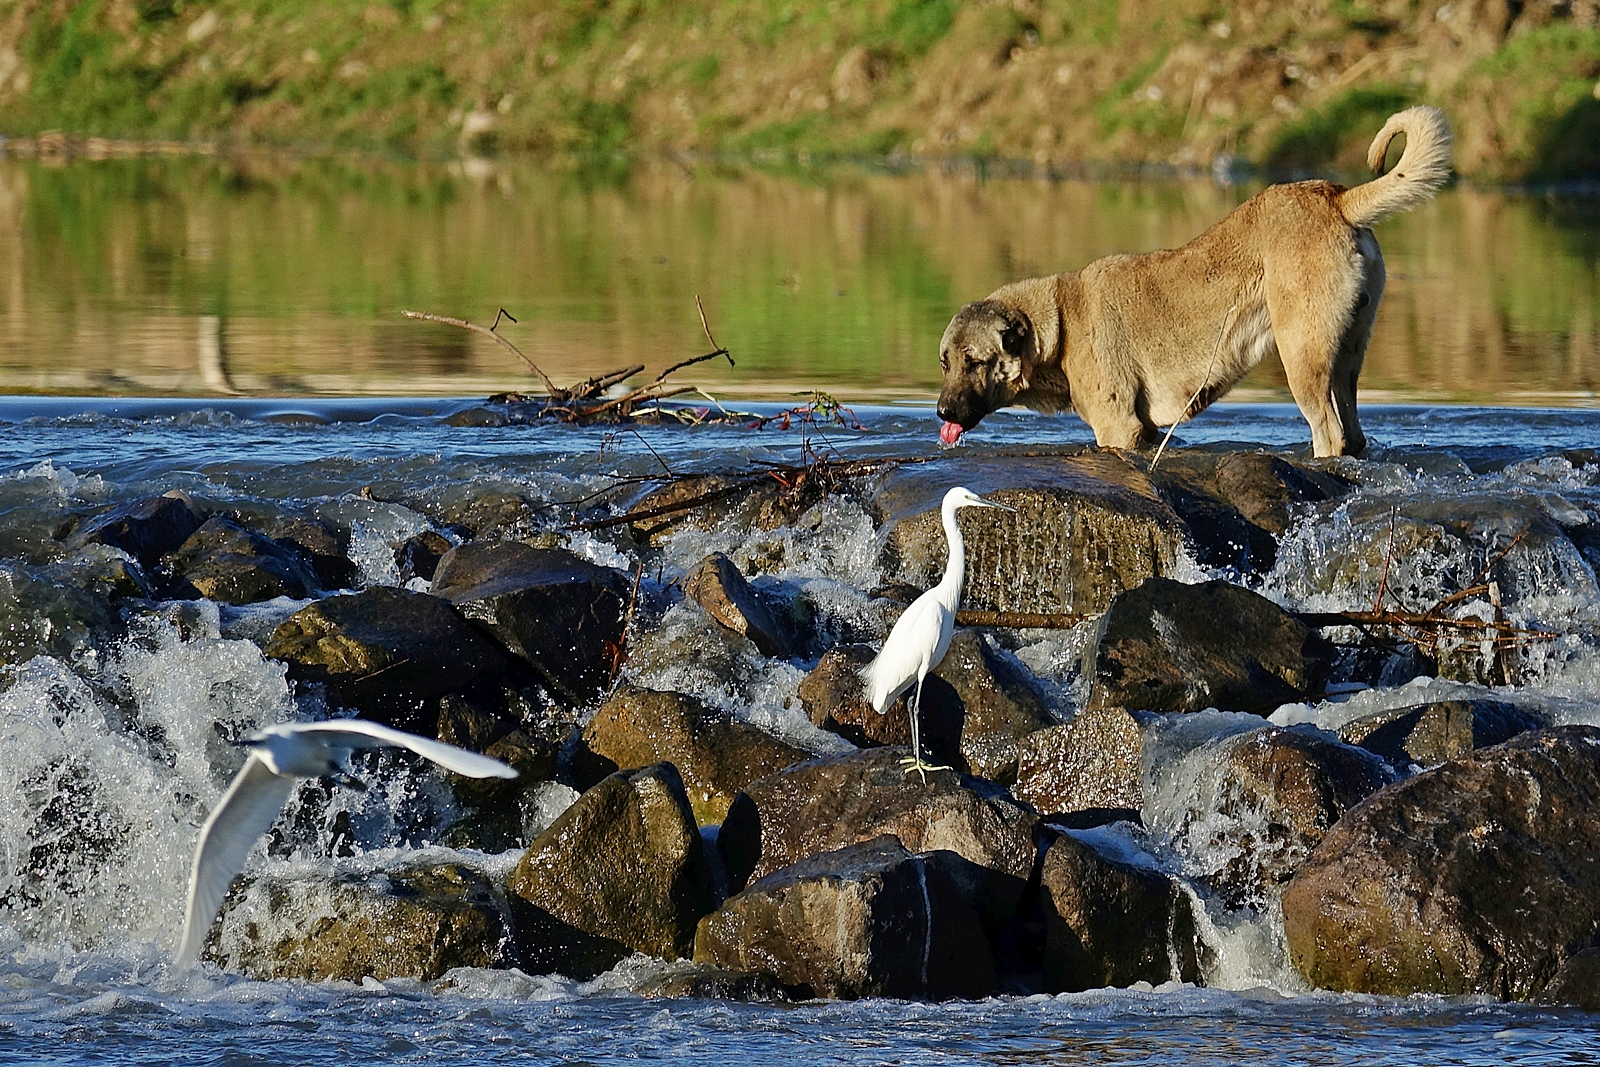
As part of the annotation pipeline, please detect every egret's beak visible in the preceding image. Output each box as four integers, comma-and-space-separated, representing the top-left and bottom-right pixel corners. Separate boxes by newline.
979, 499, 1017, 513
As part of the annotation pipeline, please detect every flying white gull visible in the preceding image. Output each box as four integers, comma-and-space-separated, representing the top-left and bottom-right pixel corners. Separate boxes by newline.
175, 719, 518, 971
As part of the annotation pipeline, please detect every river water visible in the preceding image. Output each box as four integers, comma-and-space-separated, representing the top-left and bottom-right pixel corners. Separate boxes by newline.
1, 398, 1599, 1065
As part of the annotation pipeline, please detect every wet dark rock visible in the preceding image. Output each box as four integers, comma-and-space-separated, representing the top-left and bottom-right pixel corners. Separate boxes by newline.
236, 510, 352, 590
431, 542, 631, 707
1282, 726, 1600, 1000
161, 516, 318, 604
580, 685, 811, 824
506, 763, 715, 978
395, 530, 453, 584
875, 451, 1187, 615
1542, 947, 1600, 1011
436, 691, 566, 851
0, 560, 119, 667
428, 490, 541, 541
798, 634, 1053, 782
627, 474, 748, 545
681, 552, 797, 658
798, 644, 961, 760
1149, 450, 1349, 537
632, 962, 796, 1001
264, 588, 512, 727
64, 491, 203, 565
694, 835, 999, 1000
1013, 706, 1156, 816
1169, 726, 1393, 908
1035, 829, 1200, 992
718, 746, 1037, 893
1085, 577, 1333, 714
207, 862, 513, 981
1337, 698, 1546, 770
53, 544, 152, 600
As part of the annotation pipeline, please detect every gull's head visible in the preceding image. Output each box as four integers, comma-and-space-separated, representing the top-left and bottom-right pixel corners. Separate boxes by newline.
248, 723, 344, 778
944, 485, 1017, 514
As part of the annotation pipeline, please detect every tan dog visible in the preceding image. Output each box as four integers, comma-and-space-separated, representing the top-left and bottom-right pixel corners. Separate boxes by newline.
935, 106, 1453, 458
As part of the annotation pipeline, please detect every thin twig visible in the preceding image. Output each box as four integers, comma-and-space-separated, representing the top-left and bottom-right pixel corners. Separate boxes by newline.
955, 609, 1090, 629
1151, 304, 1237, 471
1372, 506, 1399, 612
402, 310, 562, 396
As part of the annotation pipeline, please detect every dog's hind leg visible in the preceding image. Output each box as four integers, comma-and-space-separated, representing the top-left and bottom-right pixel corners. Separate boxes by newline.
1331, 233, 1386, 458
1267, 257, 1367, 458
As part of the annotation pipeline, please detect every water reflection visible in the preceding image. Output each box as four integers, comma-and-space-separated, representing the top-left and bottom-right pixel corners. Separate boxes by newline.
0, 153, 1596, 402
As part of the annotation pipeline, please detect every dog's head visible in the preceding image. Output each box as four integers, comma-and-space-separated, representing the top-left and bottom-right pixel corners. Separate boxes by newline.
936, 299, 1034, 442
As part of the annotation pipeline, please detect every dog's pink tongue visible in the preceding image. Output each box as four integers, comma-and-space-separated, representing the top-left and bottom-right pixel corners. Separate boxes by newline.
939, 420, 965, 445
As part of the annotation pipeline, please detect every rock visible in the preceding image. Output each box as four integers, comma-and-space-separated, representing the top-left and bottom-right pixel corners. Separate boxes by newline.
1013, 706, 1156, 817
926, 630, 1056, 782
431, 542, 631, 707
581, 685, 810, 824
207, 862, 513, 981
506, 763, 715, 978
1282, 726, 1600, 999
626, 474, 748, 545
718, 746, 1037, 892
1163, 726, 1392, 907
1542, 947, 1600, 1011
1084, 577, 1333, 714
0, 560, 118, 666
1035, 829, 1200, 992
694, 836, 999, 1000
1337, 698, 1545, 770
799, 635, 1053, 783
395, 530, 453, 584
161, 516, 318, 604
64, 491, 203, 564
1143, 452, 1279, 572
264, 588, 512, 727
680, 552, 796, 658
798, 644, 960, 760
875, 451, 1188, 615
632, 962, 795, 1001
241, 510, 352, 590
435, 690, 566, 851
428, 489, 540, 541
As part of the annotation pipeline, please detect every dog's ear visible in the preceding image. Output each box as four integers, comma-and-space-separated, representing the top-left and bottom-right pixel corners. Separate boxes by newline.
997, 315, 1032, 385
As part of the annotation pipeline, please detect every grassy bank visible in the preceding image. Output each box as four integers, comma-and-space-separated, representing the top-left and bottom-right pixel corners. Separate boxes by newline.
2, 1, 1598, 181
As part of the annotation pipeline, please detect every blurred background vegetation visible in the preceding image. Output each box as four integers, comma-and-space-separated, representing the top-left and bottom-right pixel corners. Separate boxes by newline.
2, 0, 1598, 182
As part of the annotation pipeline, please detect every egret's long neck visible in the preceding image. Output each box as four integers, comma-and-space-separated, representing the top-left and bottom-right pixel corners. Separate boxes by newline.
937, 499, 966, 602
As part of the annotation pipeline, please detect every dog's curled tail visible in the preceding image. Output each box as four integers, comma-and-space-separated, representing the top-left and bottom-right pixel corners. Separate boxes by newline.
1336, 106, 1453, 229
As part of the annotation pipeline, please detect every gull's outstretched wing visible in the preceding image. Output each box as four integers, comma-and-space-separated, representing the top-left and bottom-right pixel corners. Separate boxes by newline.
176, 753, 296, 970
286, 720, 518, 779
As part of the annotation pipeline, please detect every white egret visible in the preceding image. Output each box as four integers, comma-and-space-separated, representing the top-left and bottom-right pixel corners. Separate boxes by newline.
860, 485, 1016, 781
175, 719, 518, 971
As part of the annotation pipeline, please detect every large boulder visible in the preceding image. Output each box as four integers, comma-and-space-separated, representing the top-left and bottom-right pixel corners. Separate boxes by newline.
1161, 725, 1392, 908
694, 836, 999, 1000
799, 634, 1053, 782
680, 552, 797, 658
206, 862, 512, 981
874, 452, 1187, 616
798, 644, 962, 760
0, 560, 119, 667
581, 685, 811, 824
717, 746, 1037, 892
1337, 698, 1545, 770
63, 491, 203, 565
264, 588, 512, 727
430, 542, 631, 707
161, 515, 318, 604
1013, 706, 1155, 818
1084, 577, 1333, 714
505, 763, 716, 978
1282, 726, 1600, 1000
1036, 829, 1200, 992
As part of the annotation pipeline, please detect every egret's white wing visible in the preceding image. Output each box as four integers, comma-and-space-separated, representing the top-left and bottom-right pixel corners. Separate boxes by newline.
286, 720, 518, 779
860, 590, 950, 710
176, 753, 296, 970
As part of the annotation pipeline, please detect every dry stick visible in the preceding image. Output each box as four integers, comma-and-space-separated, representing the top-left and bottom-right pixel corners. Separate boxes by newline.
955, 609, 1089, 629
1150, 304, 1238, 471
1372, 506, 1400, 613
608, 561, 646, 687
400, 309, 563, 396
570, 482, 751, 532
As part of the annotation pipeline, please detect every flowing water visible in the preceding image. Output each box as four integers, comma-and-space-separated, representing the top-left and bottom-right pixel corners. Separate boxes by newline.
3, 154, 1600, 1063
1, 399, 1599, 1064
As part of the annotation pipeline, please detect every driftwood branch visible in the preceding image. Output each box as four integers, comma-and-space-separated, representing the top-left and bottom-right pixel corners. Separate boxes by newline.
401, 309, 563, 396
955, 610, 1090, 629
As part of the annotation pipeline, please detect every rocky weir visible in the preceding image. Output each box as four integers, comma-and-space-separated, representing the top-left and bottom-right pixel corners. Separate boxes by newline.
3, 426, 1600, 1009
